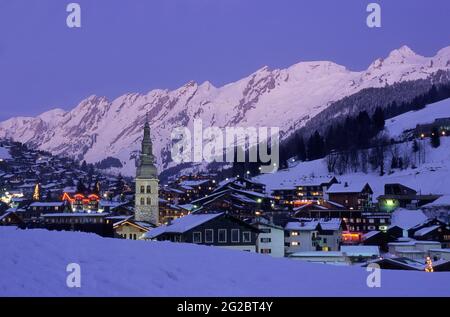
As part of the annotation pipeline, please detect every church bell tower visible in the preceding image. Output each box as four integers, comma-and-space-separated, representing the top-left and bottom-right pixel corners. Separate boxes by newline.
135, 119, 159, 225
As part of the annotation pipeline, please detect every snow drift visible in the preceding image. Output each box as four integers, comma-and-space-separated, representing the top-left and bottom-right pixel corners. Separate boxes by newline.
0, 227, 449, 297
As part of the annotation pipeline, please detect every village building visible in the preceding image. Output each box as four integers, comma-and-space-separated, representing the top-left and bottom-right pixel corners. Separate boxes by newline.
62, 192, 100, 212
325, 182, 373, 210
189, 186, 274, 220
158, 198, 189, 225
40, 212, 114, 237
378, 183, 441, 212
144, 212, 260, 252
388, 240, 442, 261
284, 218, 344, 255
111, 216, 153, 240
340, 245, 380, 263
416, 117, 450, 138
271, 176, 338, 208
251, 217, 285, 257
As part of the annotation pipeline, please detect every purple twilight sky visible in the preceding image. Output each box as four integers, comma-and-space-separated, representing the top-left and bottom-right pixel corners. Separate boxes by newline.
0, 0, 449, 121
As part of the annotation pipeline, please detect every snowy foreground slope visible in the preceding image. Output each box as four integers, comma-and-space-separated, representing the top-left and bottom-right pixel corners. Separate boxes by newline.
1, 227, 449, 297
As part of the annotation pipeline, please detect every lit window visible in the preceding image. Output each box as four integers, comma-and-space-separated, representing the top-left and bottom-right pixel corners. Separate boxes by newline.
291, 231, 299, 236
291, 241, 299, 246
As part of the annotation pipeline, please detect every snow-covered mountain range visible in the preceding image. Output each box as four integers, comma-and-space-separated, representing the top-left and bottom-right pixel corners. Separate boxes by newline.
1, 45, 450, 176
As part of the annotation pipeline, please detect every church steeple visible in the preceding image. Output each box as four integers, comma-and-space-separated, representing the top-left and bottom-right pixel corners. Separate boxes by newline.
136, 118, 157, 179
135, 116, 159, 225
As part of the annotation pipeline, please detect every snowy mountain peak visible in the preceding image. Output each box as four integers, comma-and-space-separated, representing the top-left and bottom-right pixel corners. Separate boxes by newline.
435, 46, 450, 68
384, 45, 424, 65
1, 44, 449, 176
37, 108, 66, 123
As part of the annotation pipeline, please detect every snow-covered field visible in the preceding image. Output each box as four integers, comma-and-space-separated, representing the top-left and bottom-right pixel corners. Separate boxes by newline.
1, 227, 450, 297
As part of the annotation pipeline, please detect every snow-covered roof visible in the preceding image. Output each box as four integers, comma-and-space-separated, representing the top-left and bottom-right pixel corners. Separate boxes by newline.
388, 240, 441, 247
42, 213, 108, 217
145, 213, 224, 239
179, 180, 210, 187
289, 251, 344, 257
327, 182, 370, 194
422, 195, 450, 208
29, 202, 65, 207
319, 218, 342, 231
285, 221, 318, 231
99, 200, 124, 208
429, 248, 450, 254
286, 218, 342, 231
341, 246, 380, 257
293, 203, 328, 211
0, 211, 14, 221
363, 230, 381, 240
413, 225, 441, 237
234, 188, 268, 198
389, 208, 428, 230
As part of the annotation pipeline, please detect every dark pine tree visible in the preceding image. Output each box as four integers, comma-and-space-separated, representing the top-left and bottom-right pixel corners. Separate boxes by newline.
412, 139, 420, 153
307, 131, 325, 160
431, 127, 441, 148
76, 179, 87, 194
295, 134, 307, 161
356, 111, 372, 148
372, 107, 385, 131
81, 160, 88, 171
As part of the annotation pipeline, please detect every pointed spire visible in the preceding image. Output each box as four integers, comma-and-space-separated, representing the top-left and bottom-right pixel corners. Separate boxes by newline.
142, 115, 153, 157
136, 113, 157, 178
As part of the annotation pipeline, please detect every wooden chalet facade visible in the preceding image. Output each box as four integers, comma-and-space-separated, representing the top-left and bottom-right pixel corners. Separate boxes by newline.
326, 182, 373, 210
